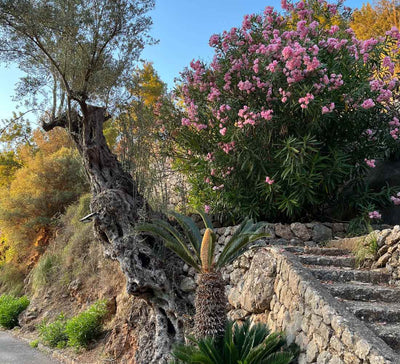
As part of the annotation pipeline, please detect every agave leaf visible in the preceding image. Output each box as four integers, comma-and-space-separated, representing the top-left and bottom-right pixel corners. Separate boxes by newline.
261, 352, 294, 364
135, 221, 201, 272
197, 338, 222, 364
196, 209, 214, 230
168, 211, 202, 258
217, 220, 268, 268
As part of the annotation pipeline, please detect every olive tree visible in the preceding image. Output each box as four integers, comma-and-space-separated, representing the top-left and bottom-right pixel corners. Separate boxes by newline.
0, 1, 191, 362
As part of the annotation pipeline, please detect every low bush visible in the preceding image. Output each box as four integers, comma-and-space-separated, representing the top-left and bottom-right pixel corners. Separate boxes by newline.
0, 294, 29, 329
38, 313, 68, 348
65, 300, 108, 349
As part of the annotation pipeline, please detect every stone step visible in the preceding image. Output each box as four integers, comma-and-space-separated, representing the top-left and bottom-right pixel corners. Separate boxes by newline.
309, 267, 391, 284
285, 246, 352, 256
322, 282, 400, 303
344, 301, 400, 323
298, 254, 355, 268
368, 323, 400, 351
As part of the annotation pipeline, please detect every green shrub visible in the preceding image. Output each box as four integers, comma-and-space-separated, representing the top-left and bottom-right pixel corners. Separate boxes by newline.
0, 294, 29, 329
65, 300, 108, 349
163, 0, 400, 222
38, 313, 68, 348
170, 320, 298, 364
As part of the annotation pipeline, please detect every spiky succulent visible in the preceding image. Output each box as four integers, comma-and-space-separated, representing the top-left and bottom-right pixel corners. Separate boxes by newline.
170, 319, 298, 364
135, 211, 268, 339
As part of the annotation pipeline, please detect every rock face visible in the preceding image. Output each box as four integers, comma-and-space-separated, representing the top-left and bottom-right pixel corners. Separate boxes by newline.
228, 250, 276, 313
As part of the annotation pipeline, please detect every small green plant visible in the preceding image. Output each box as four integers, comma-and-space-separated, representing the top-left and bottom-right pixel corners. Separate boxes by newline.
65, 300, 108, 349
29, 339, 39, 348
354, 232, 379, 266
0, 294, 30, 329
38, 313, 68, 348
170, 320, 298, 364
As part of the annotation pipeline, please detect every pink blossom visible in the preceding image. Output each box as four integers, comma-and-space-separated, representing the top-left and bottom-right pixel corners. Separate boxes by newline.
364, 159, 376, 168
368, 211, 381, 220
361, 99, 375, 109
260, 109, 273, 120
322, 103, 335, 114
265, 176, 275, 185
391, 195, 400, 205
204, 205, 211, 213
209, 34, 219, 46
219, 127, 227, 136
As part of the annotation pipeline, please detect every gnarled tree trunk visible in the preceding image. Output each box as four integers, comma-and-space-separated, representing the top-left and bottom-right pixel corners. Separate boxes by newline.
43, 104, 191, 363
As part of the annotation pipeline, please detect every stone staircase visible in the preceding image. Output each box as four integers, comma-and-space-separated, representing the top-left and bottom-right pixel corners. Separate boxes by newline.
285, 246, 400, 355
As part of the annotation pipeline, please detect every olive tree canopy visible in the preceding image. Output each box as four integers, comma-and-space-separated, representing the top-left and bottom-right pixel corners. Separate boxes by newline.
0, 0, 155, 118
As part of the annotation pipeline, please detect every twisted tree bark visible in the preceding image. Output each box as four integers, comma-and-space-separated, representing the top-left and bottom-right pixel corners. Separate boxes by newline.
43, 105, 191, 363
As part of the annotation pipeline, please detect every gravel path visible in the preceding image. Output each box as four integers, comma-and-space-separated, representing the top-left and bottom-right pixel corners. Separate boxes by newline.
0, 331, 59, 363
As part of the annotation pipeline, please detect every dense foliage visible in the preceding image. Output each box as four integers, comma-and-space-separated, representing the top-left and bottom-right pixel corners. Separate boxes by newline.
170, 320, 298, 364
162, 0, 400, 222
0, 128, 88, 282
0, 294, 29, 329
37, 301, 108, 349
38, 313, 68, 348
65, 300, 108, 349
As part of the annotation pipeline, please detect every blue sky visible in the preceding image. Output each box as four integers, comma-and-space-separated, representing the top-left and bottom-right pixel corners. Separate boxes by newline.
0, 0, 365, 122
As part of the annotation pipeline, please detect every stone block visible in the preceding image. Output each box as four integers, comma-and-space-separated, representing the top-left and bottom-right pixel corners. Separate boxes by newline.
306, 341, 319, 362
343, 352, 361, 364
275, 223, 294, 239
291, 222, 311, 241
313, 223, 333, 242
316, 352, 332, 364
354, 338, 371, 360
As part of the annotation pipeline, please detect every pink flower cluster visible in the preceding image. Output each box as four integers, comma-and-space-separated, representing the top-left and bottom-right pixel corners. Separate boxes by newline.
322, 103, 335, 114
364, 159, 376, 168
369, 211, 382, 220
391, 192, 400, 205
265, 176, 275, 185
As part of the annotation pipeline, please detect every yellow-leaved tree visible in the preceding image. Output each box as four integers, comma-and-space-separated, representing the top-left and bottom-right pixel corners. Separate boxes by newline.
0, 128, 88, 294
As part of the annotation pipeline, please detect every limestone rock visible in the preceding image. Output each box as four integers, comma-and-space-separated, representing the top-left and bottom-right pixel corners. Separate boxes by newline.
312, 224, 332, 242
275, 223, 293, 239
291, 222, 311, 241
179, 277, 196, 292
229, 250, 277, 313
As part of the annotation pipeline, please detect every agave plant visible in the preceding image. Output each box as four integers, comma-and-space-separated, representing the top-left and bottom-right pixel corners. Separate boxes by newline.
135, 211, 268, 339
170, 320, 298, 364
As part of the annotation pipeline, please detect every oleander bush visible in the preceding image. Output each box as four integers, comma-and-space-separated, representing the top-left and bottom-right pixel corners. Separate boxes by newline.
162, 0, 400, 222
0, 294, 29, 329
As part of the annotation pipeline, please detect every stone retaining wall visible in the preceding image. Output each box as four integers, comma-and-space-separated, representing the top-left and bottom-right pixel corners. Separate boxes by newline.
226, 247, 398, 364
366, 225, 400, 284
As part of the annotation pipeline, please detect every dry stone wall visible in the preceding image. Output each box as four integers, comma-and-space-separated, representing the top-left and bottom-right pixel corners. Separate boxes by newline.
367, 225, 400, 284
226, 247, 398, 364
